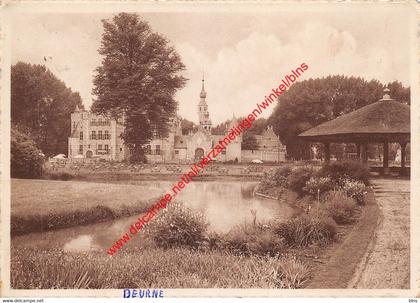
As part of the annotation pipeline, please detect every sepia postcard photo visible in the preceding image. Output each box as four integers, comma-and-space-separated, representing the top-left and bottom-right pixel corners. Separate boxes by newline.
0, 0, 418, 298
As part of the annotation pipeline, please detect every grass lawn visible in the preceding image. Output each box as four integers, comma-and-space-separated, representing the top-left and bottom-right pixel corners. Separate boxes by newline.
11, 179, 163, 235
11, 246, 308, 289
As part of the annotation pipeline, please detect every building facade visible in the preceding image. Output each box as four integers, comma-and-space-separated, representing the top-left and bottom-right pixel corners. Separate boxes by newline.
68, 107, 127, 161
144, 78, 243, 163
144, 78, 286, 163
242, 126, 287, 162
68, 78, 286, 163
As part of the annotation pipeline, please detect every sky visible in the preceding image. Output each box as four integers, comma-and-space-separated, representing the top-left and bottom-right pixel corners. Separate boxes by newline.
11, 5, 411, 124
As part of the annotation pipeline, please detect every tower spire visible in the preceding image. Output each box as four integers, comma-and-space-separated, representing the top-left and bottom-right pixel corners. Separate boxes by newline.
200, 75, 207, 99
198, 74, 211, 134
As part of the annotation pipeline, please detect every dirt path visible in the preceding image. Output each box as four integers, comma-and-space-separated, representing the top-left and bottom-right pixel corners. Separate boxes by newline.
349, 179, 410, 289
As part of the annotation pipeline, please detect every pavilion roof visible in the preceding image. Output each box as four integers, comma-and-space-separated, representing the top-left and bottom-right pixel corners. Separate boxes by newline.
299, 93, 410, 143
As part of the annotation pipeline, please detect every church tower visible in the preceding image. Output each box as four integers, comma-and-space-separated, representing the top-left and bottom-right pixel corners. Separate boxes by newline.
198, 76, 212, 134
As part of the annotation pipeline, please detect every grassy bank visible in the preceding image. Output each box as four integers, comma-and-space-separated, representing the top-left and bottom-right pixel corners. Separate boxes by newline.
11, 179, 163, 235
306, 189, 380, 288
11, 246, 309, 289
45, 171, 263, 182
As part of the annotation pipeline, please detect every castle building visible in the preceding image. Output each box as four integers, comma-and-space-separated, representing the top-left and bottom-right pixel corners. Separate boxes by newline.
68, 78, 286, 163
145, 77, 242, 163
68, 107, 126, 161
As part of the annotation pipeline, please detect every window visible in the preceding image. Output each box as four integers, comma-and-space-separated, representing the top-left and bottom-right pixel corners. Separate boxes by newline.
79, 132, 83, 140
105, 144, 109, 153
98, 130, 103, 140
104, 130, 110, 139
90, 118, 110, 126
88, 144, 90, 148
175, 150, 179, 155
91, 131, 96, 140
156, 145, 161, 155
79, 145, 83, 154
98, 144, 102, 150
120, 147, 123, 152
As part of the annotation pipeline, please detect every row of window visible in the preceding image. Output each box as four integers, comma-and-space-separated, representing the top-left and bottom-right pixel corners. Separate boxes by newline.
145, 145, 160, 155
78, 144, 110, 154
90, 119, 111, 126
79, 131, 110, 140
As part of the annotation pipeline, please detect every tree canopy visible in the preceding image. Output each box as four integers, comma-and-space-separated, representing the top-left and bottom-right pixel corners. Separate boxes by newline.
92, 13, 187, 162
180, 118, 196, 135
212, 117, 269, 150
11, 125, 45, 178
268, 76, 410, 159
11, 62, 83, 156
241, 117, 268, 150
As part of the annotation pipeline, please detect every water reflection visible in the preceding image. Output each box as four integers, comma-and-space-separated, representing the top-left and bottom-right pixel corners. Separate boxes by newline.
63, 235, 94, 252
13, 181, 298, 252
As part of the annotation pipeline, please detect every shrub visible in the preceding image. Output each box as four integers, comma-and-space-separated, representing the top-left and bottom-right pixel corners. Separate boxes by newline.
319, 160, 370, 185
260, 165, 292, 188
273, 165, 293, 184
11, 127, 44, 178
286, 167, 314, 196
276, 214, 337, 247
342, 179, 368, 205
259, 171, 279, 190
303, 176, 334, 199
145, 203, 208, 249
258, 166, 293, 198
322, 190, 357, 224
221, 223, 284, 256
275, 257, 310, 289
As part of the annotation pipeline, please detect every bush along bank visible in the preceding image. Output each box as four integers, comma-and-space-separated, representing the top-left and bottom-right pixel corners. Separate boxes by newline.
251, 161, 370, 280
11, 199, 156, 236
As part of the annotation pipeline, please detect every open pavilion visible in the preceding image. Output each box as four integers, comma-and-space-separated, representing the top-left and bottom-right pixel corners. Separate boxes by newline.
298, 88, 410, 175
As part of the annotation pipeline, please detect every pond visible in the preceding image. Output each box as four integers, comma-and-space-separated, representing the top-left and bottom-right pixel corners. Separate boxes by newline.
12, 181, 299, 252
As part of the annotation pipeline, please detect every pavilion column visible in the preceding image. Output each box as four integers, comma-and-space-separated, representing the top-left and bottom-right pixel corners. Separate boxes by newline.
399, 141, 407, 176
400, 142, 407, 168
324, 142, 330, 162
356, 143, 361, 159
383, 140, 389, 175
361, 143, 368, 163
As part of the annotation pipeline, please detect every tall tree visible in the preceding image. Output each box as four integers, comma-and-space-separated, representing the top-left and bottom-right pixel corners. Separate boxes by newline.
92, 13, 187, 162
180, 118, 196, 135
269, 76, 410, 159
241, 117, 268, 150
242, 131, 259, 150
211, 120, 230, 135
11, 62, 83, 156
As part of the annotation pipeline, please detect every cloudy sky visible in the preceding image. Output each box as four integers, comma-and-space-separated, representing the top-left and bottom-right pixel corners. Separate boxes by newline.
11, 5, 411, 124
